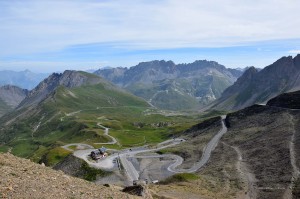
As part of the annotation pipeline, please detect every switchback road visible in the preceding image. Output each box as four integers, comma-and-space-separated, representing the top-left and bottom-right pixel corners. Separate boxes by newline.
64, 115, 227, 183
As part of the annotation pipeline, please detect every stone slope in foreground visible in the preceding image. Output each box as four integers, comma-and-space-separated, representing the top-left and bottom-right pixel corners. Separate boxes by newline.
0, 153, 137, 199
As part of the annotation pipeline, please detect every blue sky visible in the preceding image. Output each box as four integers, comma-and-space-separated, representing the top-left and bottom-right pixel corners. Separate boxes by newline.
1, 0, 300, 72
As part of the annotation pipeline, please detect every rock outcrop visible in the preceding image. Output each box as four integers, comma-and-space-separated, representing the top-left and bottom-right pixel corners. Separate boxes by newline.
123, 183, 153, 198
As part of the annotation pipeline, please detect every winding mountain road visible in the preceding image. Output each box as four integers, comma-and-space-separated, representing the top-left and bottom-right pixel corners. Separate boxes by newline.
136, 115, 227, 173
61, 143, 94, 152
63, 115, 227, 183
94, 123, 117, 145
61, 122, 117, 152
169, 115, 227, 173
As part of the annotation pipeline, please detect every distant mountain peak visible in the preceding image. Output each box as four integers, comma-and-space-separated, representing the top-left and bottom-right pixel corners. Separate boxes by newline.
0, 85, 28, 116
138, 60, 175, 65
0, 70, 49, 90
193, 59, 219, 65
271, 55, 293, 66
212, 54, 300, 111
240, 66, 258, 80
58, 70, 100, 88
94, 59, 243, 110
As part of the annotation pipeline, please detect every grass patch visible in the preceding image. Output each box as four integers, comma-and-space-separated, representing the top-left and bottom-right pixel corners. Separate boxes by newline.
0, 145, 9, 153
45, 147, 71, 166
81, 162, 110, 181
10, 140, 39, 158
30, 145, 49, 162
160, 173, 199, 184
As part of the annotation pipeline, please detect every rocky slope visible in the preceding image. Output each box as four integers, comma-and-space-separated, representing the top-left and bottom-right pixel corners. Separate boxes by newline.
0, 153, 137, 198
0, 70, 48, 90
220, 104, 300, 199
267, 90, 300, 109
0, 85, 28, 117
154, 91, 300, 199
95, 60, 242, 110
212, 54, 300, 110
215, 92, 300, 198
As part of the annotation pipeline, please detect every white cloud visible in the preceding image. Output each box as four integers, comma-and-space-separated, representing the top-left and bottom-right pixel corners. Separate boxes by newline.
0, 60, 109, 73
288, 50, 300, 54
0, 0, 300, 56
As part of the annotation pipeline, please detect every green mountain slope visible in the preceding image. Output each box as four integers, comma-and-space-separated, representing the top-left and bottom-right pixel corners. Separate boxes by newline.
0, 98, 11, 116
0, 71, 201, 166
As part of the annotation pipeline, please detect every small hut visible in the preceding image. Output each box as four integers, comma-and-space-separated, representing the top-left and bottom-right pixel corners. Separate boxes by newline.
90, 147, 107, 160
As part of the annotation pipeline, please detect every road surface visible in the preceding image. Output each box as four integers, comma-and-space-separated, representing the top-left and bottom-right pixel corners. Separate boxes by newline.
65, 115, 227, 183
61, 123, 116, 152
61, 143, 94, 152
135, 116, 227, 173
168, 115, 227, 173
94, 123, 117, 145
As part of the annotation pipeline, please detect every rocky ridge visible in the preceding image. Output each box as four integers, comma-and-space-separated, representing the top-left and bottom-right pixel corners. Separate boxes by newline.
18, 70, 108, 109
212, 54, 300, 110
267, 90, 300, 109
95, 60, 242, 110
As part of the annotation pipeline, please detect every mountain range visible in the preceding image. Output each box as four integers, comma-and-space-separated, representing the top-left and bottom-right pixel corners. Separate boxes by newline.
0, 70, 150, 161
212, 54, 300, 110
94, 60, 243, 110
0, 70, 49, 90
0, 85, 28, 117
1, 55, 300, 198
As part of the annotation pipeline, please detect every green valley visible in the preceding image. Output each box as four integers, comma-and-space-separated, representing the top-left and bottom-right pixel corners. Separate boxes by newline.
0, 71, 216, 167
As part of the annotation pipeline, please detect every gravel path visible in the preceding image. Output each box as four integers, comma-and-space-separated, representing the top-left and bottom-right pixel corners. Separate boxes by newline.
223, 142, 257, 199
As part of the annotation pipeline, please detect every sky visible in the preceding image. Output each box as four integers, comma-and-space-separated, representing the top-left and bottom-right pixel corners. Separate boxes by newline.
1, 0, 300, 73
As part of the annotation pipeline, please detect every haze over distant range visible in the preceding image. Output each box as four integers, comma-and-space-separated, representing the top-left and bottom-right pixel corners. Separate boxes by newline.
1, 0, 300, 73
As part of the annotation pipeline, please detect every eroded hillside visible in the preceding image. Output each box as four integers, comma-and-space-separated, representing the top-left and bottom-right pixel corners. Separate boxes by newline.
0, 153, 138, 198
153, 93, 300, 199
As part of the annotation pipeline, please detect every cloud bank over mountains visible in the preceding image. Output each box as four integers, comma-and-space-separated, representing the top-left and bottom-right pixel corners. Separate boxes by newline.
1, 0, 300, 72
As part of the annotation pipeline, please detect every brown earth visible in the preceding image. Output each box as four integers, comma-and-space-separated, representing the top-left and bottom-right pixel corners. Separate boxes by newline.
153, 105, 300, 199
223, 105, 300, 199
0, 152, 138, 199
153, 117, 241, 199
159, 117, 222, 169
